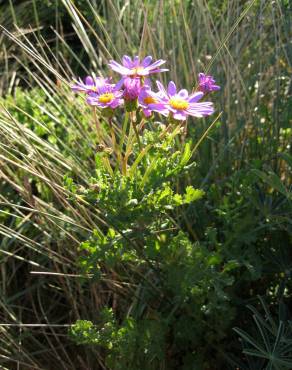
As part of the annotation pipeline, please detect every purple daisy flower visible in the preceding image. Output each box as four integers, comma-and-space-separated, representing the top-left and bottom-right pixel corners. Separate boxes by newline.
148, 81, 214, 121
138, 86, 168, 118
198, 73, 220, 93
108, 55, 168, 78
71, 76, 112, 94
86, 80, 123, 109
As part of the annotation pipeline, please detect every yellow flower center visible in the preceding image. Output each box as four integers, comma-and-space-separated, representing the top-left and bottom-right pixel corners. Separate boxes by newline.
169, 98, 189, 110
98, 93, 114, 103
130, 66, 144, 76
144, 96, 157, 104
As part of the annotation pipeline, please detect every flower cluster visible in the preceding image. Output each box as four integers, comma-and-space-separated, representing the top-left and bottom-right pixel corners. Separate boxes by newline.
71, 55, 220, 121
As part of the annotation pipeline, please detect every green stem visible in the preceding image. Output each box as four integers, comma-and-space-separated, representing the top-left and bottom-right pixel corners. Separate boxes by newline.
133, 122, 142, 151
108, 117, 118, 156
92, 106, 101, 140
130, 111, 142, 151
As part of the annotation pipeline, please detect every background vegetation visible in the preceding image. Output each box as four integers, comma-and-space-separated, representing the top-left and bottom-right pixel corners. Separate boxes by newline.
0, 0, 291, 369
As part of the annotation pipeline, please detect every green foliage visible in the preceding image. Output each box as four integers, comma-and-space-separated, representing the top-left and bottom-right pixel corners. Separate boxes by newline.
65, 121, 237, 369
1, 87, 95, 160
74, 230, 235, 369
71, 311, 167, 370
75, 127, 206, 278
72, 121, 291, 369
233, 297, 292, 370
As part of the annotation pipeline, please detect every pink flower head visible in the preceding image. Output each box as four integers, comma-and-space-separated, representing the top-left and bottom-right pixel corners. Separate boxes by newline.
108, 55, 168, 78
123, 77, 142, 101
198, 73, 220, 93
148, 81, 214, 121
71, 76, 112, 94
86, 80, 123, 109
138, 86, 168, 118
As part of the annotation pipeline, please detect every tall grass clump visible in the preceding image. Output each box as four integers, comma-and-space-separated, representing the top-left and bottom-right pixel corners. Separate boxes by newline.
0, 0, 291, 369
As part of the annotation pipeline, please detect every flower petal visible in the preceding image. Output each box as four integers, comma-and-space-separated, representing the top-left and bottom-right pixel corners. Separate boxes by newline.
187, 102, 214, 116
173, 111, 187, 120
198, 73, 205, 80
94, 77, 108, 91
186, 110, 203, 118
71, 84, 85, 92
167, 81, 177, 96
188, 92, 204, 103
85, 76, 94, 85
144, 78, 151, 87
140, 68, 168, 75
142, 56, 152, 67
122, 55, 133, 68
142, 108, 152, 117
109, 99, 121, 109
146, 59, 166, 70
114, 77, 125, 90
86, 96, 98, 105
148, 103, 169, 116
156, 81, 168, 98
148, 103, 167, 110
108, 60, 131, 75
138, 88, 149, 103
178, 89, 188, 98
133, 56, 140, 67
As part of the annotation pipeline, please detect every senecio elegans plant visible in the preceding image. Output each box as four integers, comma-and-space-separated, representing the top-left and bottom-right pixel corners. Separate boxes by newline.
69, 56, 227, 370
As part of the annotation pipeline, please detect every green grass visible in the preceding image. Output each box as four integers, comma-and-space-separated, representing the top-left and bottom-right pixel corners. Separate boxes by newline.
0, 0, 291, 369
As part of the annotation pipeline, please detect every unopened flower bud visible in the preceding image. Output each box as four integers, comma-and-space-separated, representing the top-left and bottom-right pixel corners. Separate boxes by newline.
123, 77, 142, 101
